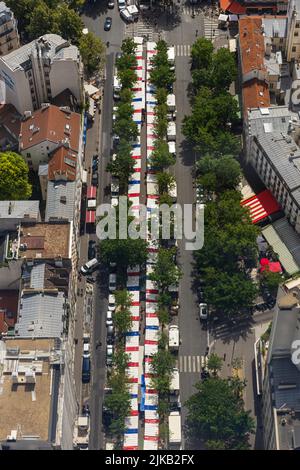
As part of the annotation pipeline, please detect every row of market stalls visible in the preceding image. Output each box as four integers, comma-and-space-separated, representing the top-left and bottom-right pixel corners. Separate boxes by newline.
141, 41, 161, 450
123, 38, 145, 451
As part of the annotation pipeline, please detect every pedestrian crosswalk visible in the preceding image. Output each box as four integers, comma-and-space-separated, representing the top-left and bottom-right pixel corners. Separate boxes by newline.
179, 355, 204, 373
175, 44, 191, 57
125, 21, 166, 41
203, 17, 220, 40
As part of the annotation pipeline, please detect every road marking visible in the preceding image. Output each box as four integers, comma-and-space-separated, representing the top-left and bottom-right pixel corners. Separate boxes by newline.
197, 355, 201, 372
179, 355, 202, 373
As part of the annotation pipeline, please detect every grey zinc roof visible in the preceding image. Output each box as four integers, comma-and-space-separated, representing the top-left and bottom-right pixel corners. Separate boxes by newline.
271, 358, 300, 410
15, 291, 64, 338
53, 45, 79, 62
261, 17, 287, 38
45, 180, 76, 222
0, 200, 40, 219
273, 217, 300, 267
248, 106, 291, 137
0, 34, 75, 71
30, 263, 46, 289
256, 133, 300, 193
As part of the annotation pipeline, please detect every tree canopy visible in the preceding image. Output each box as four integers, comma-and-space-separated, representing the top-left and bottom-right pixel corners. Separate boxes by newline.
79, 32, 106, 76
0, 152, 32, 201
186, 377, 255, 449
196, 155, 241, 194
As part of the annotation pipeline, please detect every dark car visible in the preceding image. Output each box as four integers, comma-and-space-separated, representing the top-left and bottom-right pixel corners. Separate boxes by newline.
108, 0, 115, 8
88, 241, 96, 260
92, 155, 98, 172
92, 171, 98, 186
82, 357, 91, 383
104, 17, 112, 31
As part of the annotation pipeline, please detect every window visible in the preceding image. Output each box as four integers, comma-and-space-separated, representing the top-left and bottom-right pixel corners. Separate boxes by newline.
293, 46, 297, 52
295, 32, 299, 37
280, 38, 284, 44
296, 22, 300, 28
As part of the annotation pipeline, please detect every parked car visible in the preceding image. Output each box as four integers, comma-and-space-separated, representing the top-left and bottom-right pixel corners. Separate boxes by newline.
81, 257, 99, 275
106, 310, 113, 327
92, 171, 98, 186
199, 303, 208, 321
108, 294, 116, 311
109, 273, 117, 291
107, 324, 115, 340
88, 240, 96, 260
104, 17, 112, 31
83, 342, 90, 358
115, 51, 122, 62
108, 0, 115, 8
92, 155, 98, 172
82, 357, 91, 383
106, 344, 114, 366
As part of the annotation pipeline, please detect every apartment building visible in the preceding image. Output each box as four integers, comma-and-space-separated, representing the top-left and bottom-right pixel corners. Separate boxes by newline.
220, 0, 288, 15
19, 104, 81, 171
0, 2, 19, 57
249, 131, 300, 233
262, 293, 300, 450
0, 34, 83, 114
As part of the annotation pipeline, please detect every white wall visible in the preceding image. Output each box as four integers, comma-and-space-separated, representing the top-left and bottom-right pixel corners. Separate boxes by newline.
0, 64, 32, 113
50, 59, 83, 104
21, 140, 58, 171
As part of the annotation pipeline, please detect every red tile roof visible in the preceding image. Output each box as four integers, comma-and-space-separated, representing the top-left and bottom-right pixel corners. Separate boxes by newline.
48, 145, 77, 181
239, 17, 270, 113
0, 290, 18, 334
20, 105, 81, 153
220, 0, 246, 14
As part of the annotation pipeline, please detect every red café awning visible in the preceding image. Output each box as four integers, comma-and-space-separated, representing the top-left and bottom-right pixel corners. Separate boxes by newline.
86, 210, 96, 224
87, 185, 97, 199
220, 0, 246, 14
241, 190, 281, 224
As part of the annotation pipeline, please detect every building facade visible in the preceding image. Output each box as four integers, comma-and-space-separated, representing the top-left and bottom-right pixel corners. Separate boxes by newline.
0, 2, 19, 57
0, 34, 83, 114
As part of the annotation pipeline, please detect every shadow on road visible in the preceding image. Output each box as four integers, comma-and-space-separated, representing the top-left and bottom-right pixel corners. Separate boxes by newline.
81, 2, 108, 19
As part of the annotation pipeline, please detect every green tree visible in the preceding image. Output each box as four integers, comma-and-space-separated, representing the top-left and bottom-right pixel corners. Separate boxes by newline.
149, 247, 182, 293
27, 2, 58, 39
186, 377, 254, 449
211, 47, 237, 90
117, 68, 137, 90
112, 348, 130, 374
150, 64, 175, 89
113, 117, 138, 142
196, 155, 241, 193
107, 140, 135, 193
207, 353, 223, 377
260, 270, 282, 294
0, 152, 32, 200
191, 38, 213, 70
114, 290, 133, 337
121, 37, 136, 55
150, 140, 175, 171
151, 332, 176, 395
100, 238, 148, 280
156, 172, 175, 195
79, 32, 105, 76
56, 3, 83, 45
6, 0, 38, 34
105, 371, 131, 439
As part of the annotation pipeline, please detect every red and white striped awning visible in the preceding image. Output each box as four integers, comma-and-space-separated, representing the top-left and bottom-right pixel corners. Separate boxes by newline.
241, 189, 281, 224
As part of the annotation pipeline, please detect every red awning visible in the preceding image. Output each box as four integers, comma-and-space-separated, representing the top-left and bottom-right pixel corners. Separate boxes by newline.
87, 185, 97, 199
219, 0, 246, 14
86, 210, 96, 224
241, 190, 281, 224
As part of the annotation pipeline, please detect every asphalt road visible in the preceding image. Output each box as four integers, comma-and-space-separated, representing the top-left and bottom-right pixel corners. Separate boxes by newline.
81, 5, 125, 450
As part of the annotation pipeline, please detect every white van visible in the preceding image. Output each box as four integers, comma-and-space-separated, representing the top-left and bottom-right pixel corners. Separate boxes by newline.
81, 257, 99, 275
120, 8, 133, 22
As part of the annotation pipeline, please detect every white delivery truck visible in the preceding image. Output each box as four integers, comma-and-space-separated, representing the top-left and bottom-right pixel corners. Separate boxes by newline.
170, 368, 179, 394
167, 122, 176, 141
168, 411, 182, 449
120, 8, 134, 22
169, 325, 179, 351
113, 75, 121, 99
167, 46, 175, 70
168, 141, 176, 159
127, 4, 139, 19
167, 94, 176, 112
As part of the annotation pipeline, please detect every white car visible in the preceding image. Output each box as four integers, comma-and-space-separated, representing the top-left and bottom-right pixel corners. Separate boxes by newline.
199, 303, 208, 321
106, 344, 114, 366
83, 343, 90, 358
108, 294, 116, 312
109, 273, 117, 291
106, 310, 113, 327
112, 106, 118, 122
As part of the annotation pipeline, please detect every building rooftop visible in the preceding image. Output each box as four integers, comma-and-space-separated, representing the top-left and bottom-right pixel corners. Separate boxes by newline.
19, 222, 71, 260
255, 133, 300, 205
22, 262, 70, 294
0, 200, 40, 224
0, 290, 18, 334
0, 34, 78, 72
19, 104, 81, 153
247, 106, 292, 137
15, 290, 65, 338
261, 16, 287, 38
0, 1, 14, 25
0, 104, 22, 141
48, 145, 77, 182
0, 337, 59, 442
45, 180, 76, 222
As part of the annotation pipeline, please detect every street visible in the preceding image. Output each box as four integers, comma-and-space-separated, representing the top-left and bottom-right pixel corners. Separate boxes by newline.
79, 1, 261, 451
